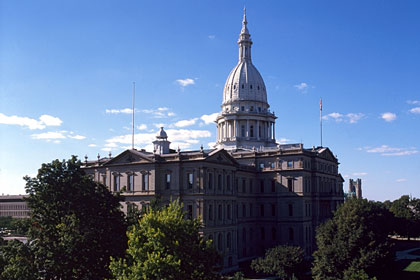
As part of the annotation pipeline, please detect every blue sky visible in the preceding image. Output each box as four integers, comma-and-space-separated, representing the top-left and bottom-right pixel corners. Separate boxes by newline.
1, 0, 419, 201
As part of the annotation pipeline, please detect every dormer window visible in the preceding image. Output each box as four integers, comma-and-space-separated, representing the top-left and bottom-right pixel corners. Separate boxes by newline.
241, 106, 245, 111
250, 106, 254, 111
242, 84, 244, 89
250, 85, 253, 89
258, 107, 261, 112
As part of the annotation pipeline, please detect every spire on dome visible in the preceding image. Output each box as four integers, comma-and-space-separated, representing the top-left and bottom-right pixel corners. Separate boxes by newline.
238, 8, 252, 62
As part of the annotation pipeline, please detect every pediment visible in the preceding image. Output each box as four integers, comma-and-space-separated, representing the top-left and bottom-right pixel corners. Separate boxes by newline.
205, 149, 238, 166
103, 149, 153, 166
318, 148, 337, 162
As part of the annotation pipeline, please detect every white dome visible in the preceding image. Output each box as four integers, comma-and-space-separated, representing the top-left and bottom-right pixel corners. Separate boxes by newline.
223, 60, 267, 105
156, 127, 167, 139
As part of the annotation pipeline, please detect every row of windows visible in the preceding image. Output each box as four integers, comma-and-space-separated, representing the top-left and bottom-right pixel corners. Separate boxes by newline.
106, 173, 150, 192
0, 204, 28, 210
228, 84, 264, 91
207, 203, 295, 221
0, 211, 29, 217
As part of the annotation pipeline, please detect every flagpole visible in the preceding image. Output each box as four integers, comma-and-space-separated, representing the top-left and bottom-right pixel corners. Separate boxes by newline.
132, 82, 135, 150
320, 98, 323, 147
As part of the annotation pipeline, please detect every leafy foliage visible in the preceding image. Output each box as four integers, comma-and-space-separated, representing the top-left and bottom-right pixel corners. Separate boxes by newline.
24, 156, 127, 280
110, 200, 222, 280
312, 198, 394, 280
390, 195, 420, 239
0, 240, 37, 280
251, 245, 304, 280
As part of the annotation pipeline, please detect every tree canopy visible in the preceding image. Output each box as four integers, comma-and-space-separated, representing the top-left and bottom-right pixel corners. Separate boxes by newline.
251, 245, 305, 280
312, 198, 394, 280
110, 200, 221, 280
24, 156, 127, 280
389, 195, 420, 239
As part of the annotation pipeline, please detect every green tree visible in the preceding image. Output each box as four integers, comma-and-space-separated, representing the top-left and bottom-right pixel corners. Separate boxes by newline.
390, 195, 420, 239
0, 240, 37, 280
312, 198, 394, 280
24, 156, 127, 280
251, 245, 304, 280
110, 200, 222, 280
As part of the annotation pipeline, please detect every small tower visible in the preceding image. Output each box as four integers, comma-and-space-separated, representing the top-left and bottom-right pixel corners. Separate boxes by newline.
153, 127, 171, 155
348, 178, 362, 199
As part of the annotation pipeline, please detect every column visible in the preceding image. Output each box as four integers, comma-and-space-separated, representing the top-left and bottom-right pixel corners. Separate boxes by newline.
246, 120, 249, 139
234, 119, 238, 139
272, 123, 275, 141
256, 120, 260, 140
224, 122, 227, 140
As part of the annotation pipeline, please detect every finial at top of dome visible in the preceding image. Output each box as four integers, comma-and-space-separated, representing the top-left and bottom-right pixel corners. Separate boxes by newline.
241, 7, 249, 35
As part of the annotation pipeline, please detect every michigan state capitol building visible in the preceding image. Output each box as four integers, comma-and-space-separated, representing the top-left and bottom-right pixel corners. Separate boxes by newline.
83, 10, 344, 270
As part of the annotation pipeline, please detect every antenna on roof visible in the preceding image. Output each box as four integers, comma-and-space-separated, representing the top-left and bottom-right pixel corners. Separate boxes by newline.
320, 97, 323, 147
132, 82, 136, 150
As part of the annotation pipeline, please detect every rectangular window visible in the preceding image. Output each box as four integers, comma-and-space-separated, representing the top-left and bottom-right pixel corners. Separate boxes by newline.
208, 173, 213, 189
242, 203, 246, 217
127, 174, 134, 191
288, 178, 293, 192
261, 227, 265, 240
102, 174, 107, 185
288, 204, 293, 216
208, 204, 213, 221
113, 175, 120, 192
165, 173, 171, 189
242, 179, 246, 193
249, 179, 253, 193
287, 161, 293, 168
142, 174, 149, 191
241, 125, 245, 137
260, 204, 264, 217
271, 180, 276, 192
227, 204, 231, 219
260, 180, 264, 193
289, 228, 294, 241
271, 204, 276, 216
188, 172, 193, 189
187, 205, 193, 219
217, 174, 222, 190
250, 203, 253, 217
227, 175, 231, 191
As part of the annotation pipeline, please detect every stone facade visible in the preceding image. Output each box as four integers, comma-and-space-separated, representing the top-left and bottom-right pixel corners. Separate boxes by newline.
82, 10, 344, 270
0, 195, 30, 219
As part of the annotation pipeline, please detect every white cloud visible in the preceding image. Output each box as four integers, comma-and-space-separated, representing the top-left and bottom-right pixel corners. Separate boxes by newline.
105, 108, 133, 114
207, 142, 216, 148
0, 113, 62, 130
396, 178, 407, 182
208, 35, 216, 39
31, 131, 86, 142
104, 128, 212, 152
39, 115, 62, 126
407, 100, 420, 105
31, 131, 66, 140
352, 172, 368, 176
410, 107, 420, 114
68, 135, 86, 140
277, 138, 291, 144
200, 113, 219, 125
137, 124, 147, 130
364, 145, 419, 156
175, 118, 198, 128
381, 112, 397, 122
88, 144, 97, 147
176, 78, 195, 87
322, 112, 364, 124
294, 82, 308, 91
140, 108, 175, 118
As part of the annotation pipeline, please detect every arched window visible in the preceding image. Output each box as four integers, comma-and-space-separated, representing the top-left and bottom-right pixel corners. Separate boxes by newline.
218, 204, 222, 220
250, 125, 254, 137
218, 233, 223, 251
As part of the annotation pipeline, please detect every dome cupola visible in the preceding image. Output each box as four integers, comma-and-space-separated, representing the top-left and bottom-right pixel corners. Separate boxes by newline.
216, 9, 277, 151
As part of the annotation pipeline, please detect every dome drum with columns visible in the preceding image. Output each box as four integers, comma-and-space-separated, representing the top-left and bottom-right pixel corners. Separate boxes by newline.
216, 9, 277, 150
